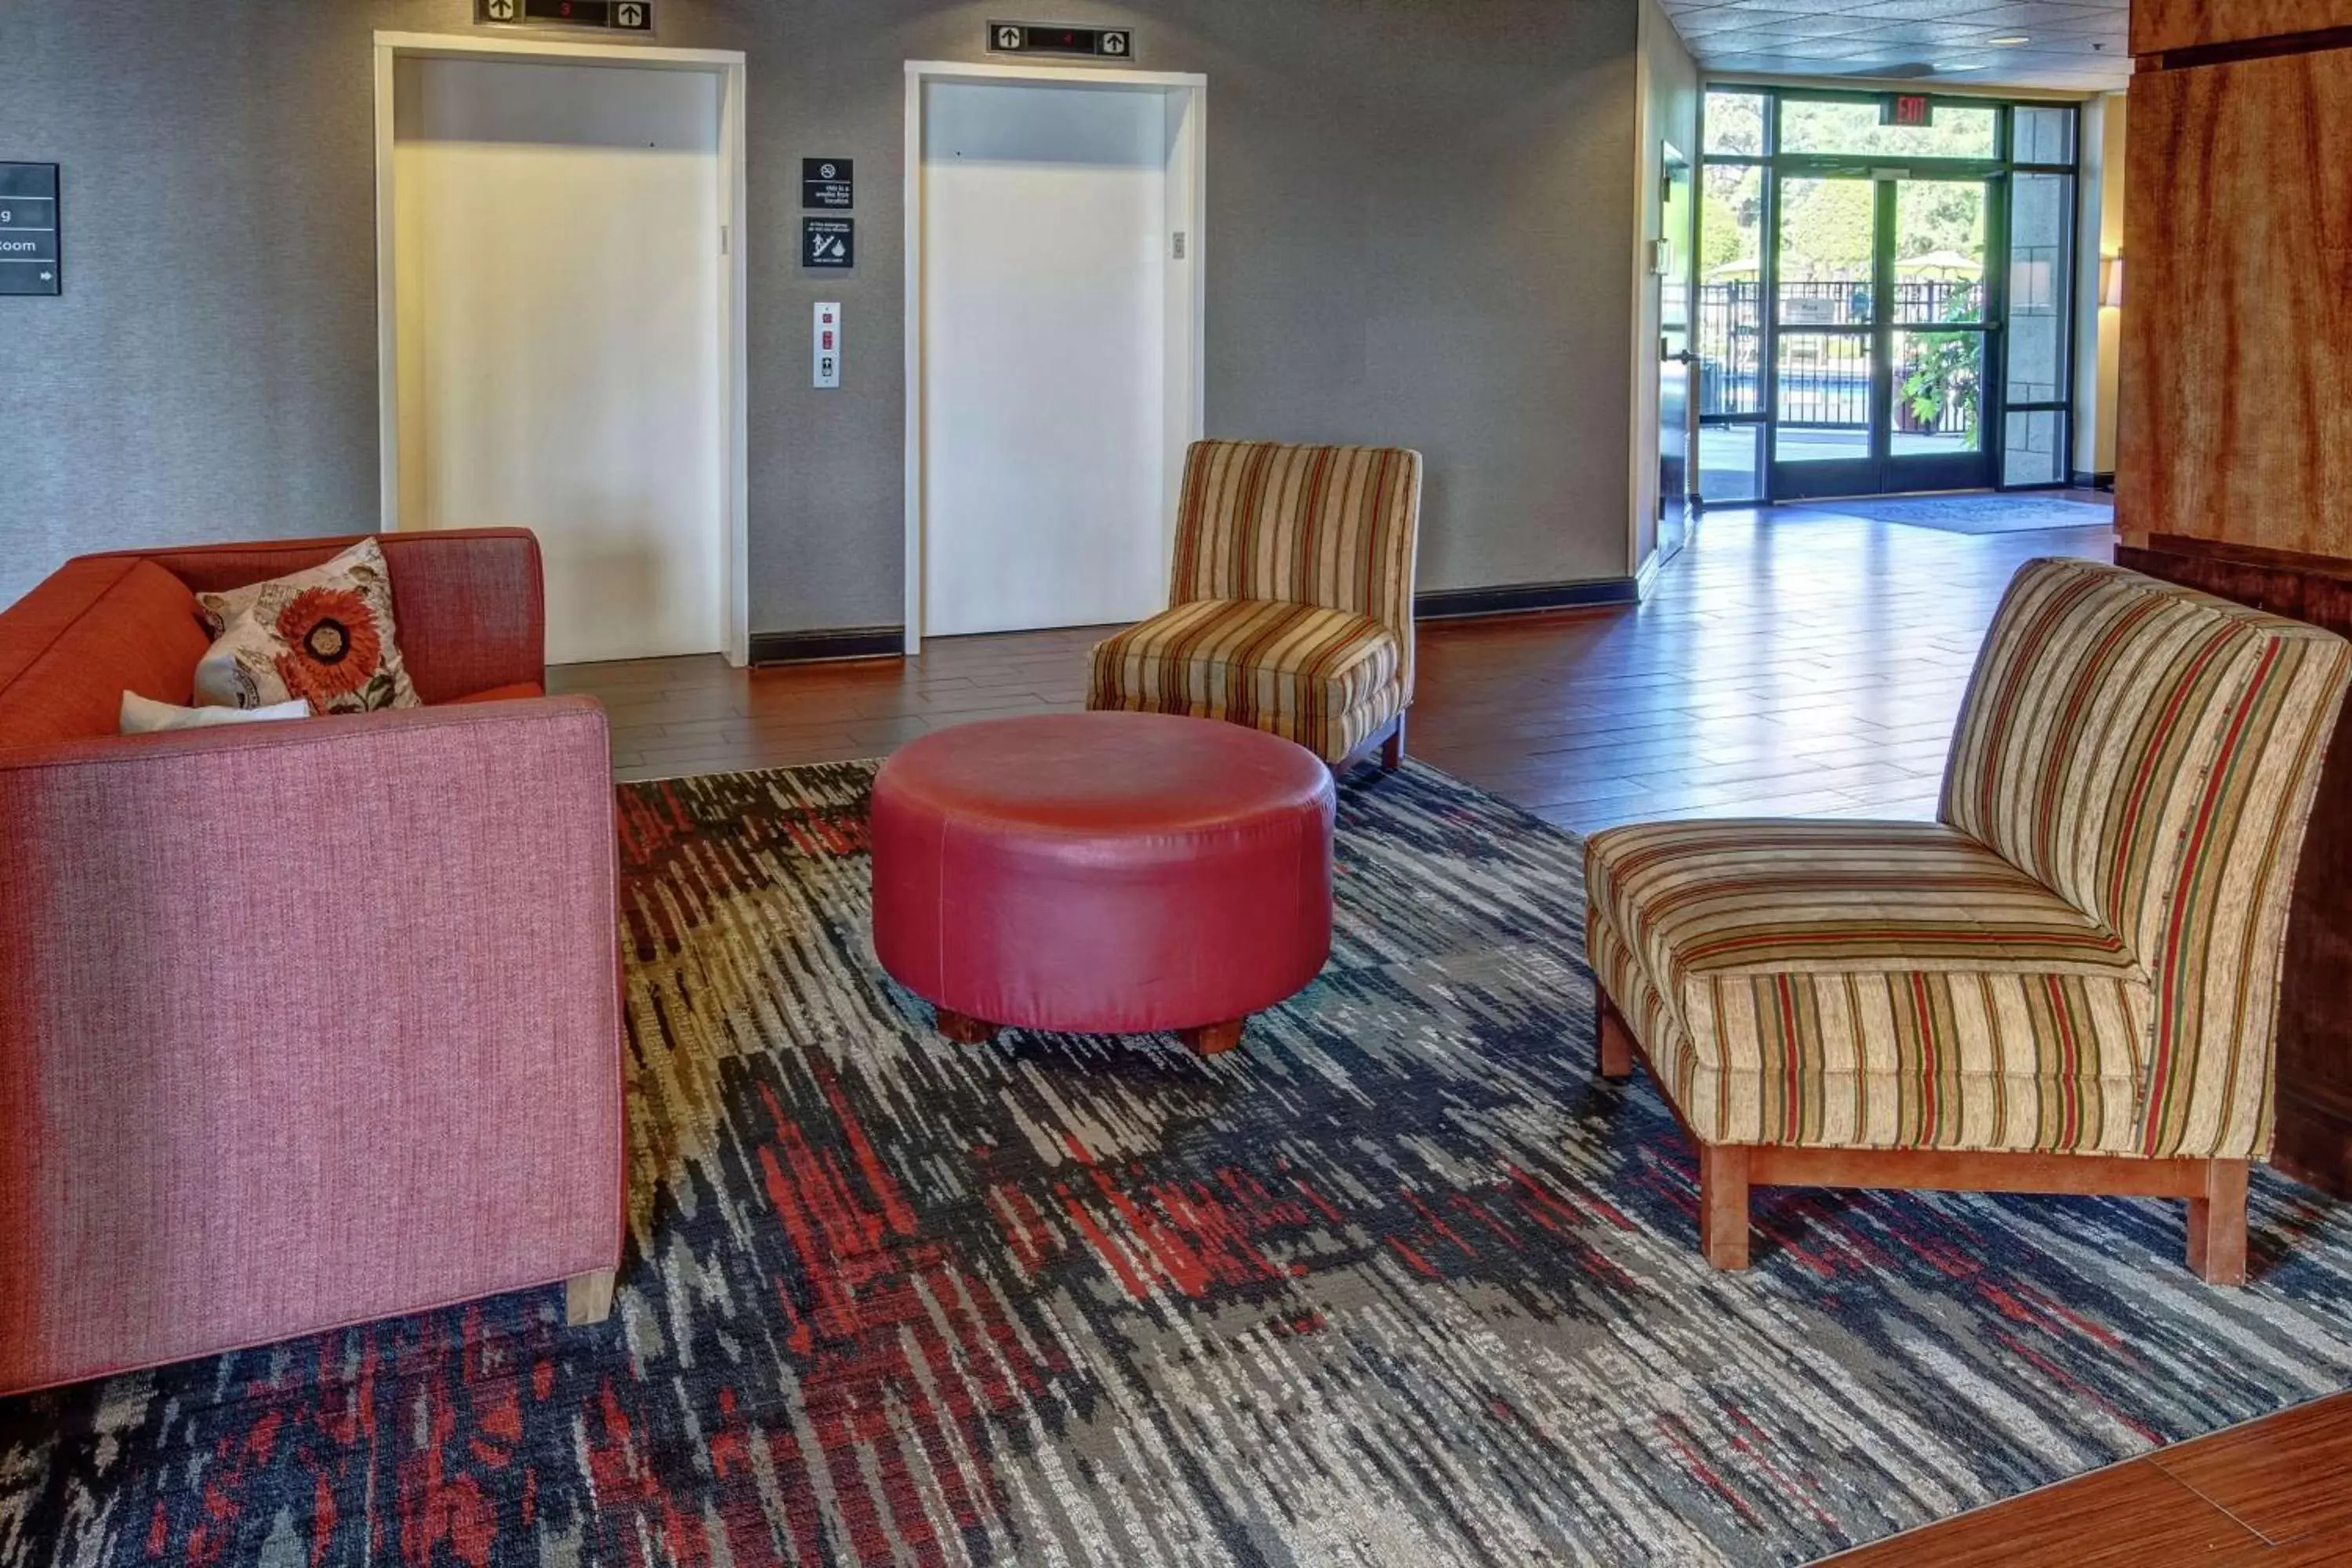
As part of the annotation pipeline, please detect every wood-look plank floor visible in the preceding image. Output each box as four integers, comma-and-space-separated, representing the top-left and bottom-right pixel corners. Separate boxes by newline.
554, 501, 2352, 1566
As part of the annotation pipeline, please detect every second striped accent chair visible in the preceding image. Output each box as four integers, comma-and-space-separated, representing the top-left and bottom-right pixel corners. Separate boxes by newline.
1087, 440, 1423, 770
1584, 558, 2352, 1283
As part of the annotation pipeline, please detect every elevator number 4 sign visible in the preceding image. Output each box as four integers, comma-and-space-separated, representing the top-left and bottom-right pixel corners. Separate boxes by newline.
477, 0, 654, 33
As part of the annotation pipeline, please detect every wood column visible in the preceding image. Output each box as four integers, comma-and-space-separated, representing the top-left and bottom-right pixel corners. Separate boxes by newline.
2118, 0, 2352, 1193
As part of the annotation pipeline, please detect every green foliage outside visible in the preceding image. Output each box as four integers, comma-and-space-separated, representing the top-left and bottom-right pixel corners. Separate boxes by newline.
1902, 313, 1983, 438
1697, 90, 2015, 437
1700, 93, 1995, 281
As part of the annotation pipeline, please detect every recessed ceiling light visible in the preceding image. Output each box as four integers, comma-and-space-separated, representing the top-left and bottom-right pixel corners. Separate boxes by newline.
1988, 34, 2031, 45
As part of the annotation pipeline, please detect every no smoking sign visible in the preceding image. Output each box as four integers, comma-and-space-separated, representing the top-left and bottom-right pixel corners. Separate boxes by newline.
801, 158, 854, 211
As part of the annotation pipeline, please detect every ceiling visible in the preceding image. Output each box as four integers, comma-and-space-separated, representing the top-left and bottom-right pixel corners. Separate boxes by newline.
1661, 0, 2132, 93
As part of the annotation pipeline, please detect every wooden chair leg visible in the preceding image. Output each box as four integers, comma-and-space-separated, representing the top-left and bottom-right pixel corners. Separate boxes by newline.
1179, 1018, 1246, 1056
2187, 1159, 2250, 1285
566, 1268, 617, 1327
1698, 1145, 1751, 1270
1597, 996, 1635, 1082
931, 1011, 997, 1048
1380, 714, 1406, 771
936, 1007, 999, 1045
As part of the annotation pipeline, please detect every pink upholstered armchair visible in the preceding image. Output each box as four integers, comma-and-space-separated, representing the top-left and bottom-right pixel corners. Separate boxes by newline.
0, 529, 624, 1395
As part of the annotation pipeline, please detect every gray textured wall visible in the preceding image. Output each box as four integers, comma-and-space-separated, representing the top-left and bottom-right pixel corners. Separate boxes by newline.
0, 0, 1644, 631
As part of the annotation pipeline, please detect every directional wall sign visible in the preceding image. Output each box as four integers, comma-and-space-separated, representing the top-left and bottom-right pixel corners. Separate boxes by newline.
985, 22, 1133, 59
477, 0, 654, 34
803, 218, 854, 270
0, 164, 60, 297
802, 158, 854, 210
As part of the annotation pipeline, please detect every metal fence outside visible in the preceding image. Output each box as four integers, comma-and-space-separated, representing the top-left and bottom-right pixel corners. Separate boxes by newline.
1697, 281, 1985, 437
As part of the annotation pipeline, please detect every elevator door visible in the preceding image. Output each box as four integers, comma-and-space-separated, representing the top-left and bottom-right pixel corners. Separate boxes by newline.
919, 79, 1171, 637
392, 56, 725, 664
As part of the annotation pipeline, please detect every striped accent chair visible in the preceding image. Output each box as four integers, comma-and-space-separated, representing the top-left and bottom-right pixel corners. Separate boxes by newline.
1087, 440, 1423, 768
1585, 558, 2352, 1283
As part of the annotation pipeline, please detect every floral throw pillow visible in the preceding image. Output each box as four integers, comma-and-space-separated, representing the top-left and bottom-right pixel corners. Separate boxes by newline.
194, 539, 423, 714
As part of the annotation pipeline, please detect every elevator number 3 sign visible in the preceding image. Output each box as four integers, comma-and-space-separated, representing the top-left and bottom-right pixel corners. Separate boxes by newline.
477, 0, 655, 34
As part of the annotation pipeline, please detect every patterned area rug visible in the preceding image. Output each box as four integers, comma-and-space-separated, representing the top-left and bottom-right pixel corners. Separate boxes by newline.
5, 760, 2352, 1567
1788, 495, 2116, 536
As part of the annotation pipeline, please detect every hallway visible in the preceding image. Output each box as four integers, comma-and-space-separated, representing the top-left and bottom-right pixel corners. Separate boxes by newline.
561, 503, 2117, 840
1413, 502, 2113, 832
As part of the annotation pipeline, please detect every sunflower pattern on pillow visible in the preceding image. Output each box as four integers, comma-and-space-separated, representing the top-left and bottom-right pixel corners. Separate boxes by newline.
194, 540, 423, 714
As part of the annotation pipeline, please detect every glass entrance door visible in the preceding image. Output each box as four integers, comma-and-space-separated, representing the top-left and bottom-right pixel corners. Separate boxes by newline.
1886, 177, 1991, 492
1771, 172, 1878, 498
1657, 144, 1696, 561
1769, 171, 1998, 501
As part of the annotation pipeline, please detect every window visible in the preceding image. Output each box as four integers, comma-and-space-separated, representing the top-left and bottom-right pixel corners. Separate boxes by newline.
1694, 89, 2081, 503
2007, 172, 2074, 406
1695, 93, 1767, 503
2013, 106, 2076, 165
1704, 90, 1766, 159
1697, 164, 1764, 419
1778, 99, 2000, 160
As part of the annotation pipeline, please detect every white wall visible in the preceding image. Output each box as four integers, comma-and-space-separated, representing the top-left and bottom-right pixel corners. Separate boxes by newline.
2074, 91, 2127, 481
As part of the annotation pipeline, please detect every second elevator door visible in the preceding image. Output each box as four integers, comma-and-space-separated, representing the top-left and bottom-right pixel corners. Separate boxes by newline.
920, 80, 1171, 637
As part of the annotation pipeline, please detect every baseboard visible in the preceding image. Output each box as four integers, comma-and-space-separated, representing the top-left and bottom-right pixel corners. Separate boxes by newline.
752, 586, 1638, 658
1414, 578, 1639, 621
2071, 470, 2116, 492
748, 626, 905, 666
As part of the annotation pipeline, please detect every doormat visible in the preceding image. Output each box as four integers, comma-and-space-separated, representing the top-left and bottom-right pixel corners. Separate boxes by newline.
1790, 493, 2116, 536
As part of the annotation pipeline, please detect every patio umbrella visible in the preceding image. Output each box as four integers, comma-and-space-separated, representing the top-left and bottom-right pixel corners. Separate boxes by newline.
1896, 249, 1980, 278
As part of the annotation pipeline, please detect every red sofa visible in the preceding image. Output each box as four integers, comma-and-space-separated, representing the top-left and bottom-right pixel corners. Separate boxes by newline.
0, 529, 625, 1396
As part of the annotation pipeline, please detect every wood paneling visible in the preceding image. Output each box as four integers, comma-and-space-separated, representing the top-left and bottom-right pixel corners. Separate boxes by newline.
2118, 535, 2352, 1197
2133, 0, 2352, 57
2117, 48, 2352, 557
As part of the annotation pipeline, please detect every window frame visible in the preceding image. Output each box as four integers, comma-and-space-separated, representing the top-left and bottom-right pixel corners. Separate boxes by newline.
1694, 84, 2085, 504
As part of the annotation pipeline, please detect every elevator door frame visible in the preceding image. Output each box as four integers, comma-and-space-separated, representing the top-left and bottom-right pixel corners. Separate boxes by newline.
372, 30, 751, 666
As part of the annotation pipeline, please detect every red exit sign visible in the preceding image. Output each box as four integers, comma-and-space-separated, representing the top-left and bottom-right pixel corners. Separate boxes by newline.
1885, 94, 1936, 128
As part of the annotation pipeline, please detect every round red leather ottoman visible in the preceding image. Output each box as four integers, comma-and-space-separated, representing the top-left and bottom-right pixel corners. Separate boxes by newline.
870, 713, 1335, 1054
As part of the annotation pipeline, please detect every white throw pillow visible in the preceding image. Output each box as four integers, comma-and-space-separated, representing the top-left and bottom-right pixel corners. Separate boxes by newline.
193, 539, 423, 714
121, 692, 312, 735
